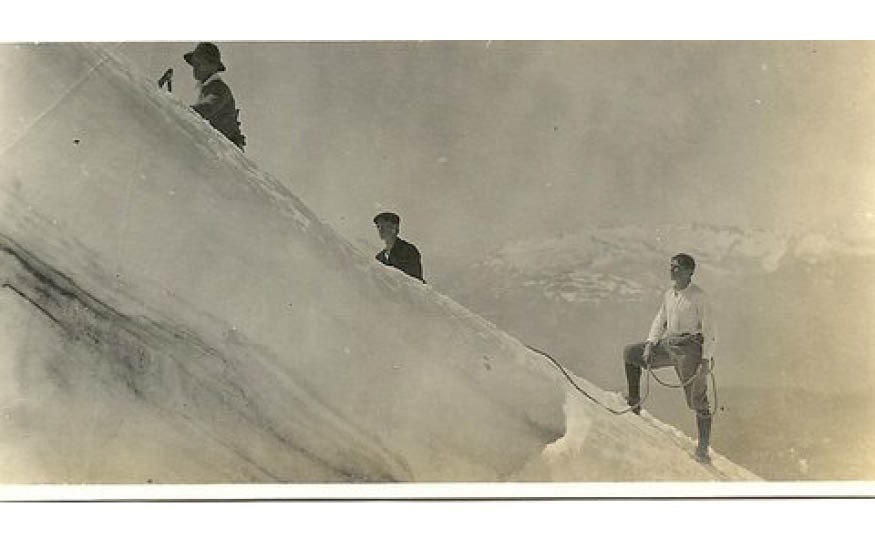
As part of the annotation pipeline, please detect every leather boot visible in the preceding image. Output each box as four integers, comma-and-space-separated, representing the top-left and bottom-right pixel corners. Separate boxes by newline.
695, 413, 712, 463
624, 363, 641, 415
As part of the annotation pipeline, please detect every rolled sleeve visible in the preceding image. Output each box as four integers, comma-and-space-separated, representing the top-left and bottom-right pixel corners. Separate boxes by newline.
647, 296, 666, 344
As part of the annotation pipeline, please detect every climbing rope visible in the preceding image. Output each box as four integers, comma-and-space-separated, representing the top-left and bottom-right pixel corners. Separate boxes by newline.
528, 345, 649, 415
646, 359, 719, 418
527, 345, 719, 418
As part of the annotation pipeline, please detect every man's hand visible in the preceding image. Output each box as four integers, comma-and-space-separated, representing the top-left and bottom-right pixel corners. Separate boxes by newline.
642, 342, 654, 366
700, 358, 713, 374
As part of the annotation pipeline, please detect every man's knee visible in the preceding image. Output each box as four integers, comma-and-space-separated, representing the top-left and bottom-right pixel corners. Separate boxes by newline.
623, 343, 644, 366
623, 344, 634, 364
688, 387, 710, 412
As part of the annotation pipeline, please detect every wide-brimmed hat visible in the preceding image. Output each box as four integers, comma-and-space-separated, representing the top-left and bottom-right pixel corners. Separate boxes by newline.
183, 42, 226, 72
373, 212, 400, 225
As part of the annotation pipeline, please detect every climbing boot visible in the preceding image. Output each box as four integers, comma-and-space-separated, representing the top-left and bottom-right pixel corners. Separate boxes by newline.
624, 364, 642, 415
694, 413, 712, 463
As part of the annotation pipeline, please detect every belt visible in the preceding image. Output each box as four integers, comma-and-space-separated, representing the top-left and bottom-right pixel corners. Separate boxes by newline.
663, 333, 704, 346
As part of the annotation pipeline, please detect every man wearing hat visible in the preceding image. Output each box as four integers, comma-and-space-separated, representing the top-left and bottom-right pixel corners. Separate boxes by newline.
373, 212, 424, 282
184, 42, 246, 149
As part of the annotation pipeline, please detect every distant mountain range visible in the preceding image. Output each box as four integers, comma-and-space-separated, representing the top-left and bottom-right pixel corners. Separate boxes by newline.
460, 224, 875, 305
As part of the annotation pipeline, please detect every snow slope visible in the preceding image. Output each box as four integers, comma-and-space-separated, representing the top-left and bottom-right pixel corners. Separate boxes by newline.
0, 44, 755, 484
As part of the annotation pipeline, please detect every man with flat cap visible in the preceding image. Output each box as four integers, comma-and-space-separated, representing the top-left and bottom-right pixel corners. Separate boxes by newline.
184, 42, 246, 149
373, 212, 424, 282
622, 253, 717, 463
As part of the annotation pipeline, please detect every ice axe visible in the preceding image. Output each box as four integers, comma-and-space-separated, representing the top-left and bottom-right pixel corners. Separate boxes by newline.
158, 68, 173, 92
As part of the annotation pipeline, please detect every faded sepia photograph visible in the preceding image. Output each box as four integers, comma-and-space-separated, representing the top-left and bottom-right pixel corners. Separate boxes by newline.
1, 37, 873, 497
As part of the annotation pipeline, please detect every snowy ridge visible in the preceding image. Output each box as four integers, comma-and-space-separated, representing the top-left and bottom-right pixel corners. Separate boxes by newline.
515, 364, 760, 482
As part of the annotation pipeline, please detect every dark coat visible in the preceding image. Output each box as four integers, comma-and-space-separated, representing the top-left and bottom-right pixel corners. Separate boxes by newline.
192, 76, 246, 149
375, 237, 424, 281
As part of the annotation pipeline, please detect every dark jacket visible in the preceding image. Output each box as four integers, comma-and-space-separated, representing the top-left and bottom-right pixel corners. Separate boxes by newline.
192, 74, 246, 149
376, 237, 424, 281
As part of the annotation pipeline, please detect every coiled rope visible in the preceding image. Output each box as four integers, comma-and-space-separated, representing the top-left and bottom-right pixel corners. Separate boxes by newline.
527, 345, 719, 418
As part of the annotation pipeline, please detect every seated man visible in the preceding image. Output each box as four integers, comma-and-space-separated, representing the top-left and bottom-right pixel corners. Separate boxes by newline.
184, 42, 246, 149
373, 212, 423, 282
622, 253, 717, 463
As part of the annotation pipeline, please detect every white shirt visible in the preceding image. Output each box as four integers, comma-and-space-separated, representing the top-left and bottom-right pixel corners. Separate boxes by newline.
647, 282, 717, 360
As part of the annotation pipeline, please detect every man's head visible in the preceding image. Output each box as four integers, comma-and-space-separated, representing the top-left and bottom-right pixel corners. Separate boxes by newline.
670, 253, 696, 287
184, 42, 226, 83
373, 212, 400, 243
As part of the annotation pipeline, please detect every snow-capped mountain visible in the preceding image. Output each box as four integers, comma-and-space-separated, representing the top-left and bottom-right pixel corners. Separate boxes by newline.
467, 224, 875, 305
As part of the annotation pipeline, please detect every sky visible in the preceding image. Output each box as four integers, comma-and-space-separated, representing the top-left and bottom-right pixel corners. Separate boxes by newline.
121, 41, 875, 279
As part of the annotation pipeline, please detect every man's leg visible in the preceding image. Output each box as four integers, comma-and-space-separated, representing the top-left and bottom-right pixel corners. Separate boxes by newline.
695, 411, 712, 462
674, 342, 712, 461
623, 342, 647, 413
623, 341, 671, 414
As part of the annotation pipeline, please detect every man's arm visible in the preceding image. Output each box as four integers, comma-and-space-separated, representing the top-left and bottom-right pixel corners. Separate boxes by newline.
700, 291, 717, 363
192, 81, 231, 119
409, 257, 423, 281
397, 245, 423, 281
641, 295, 666, 363
646, 294, 667, 345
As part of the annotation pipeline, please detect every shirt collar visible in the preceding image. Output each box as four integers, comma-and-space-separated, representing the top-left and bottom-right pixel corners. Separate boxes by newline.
673, 281, 695, 294
384, 237, 400, 254
197, 72, 223, 88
